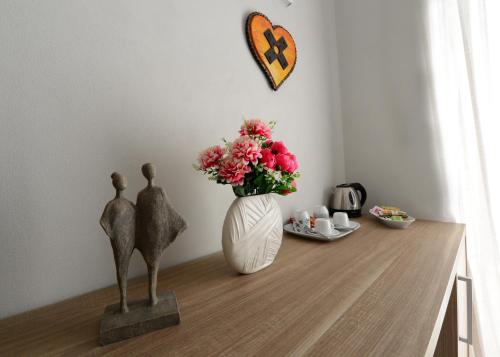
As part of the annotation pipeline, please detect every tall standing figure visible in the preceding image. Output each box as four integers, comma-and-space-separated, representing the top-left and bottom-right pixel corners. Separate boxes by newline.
100, 172, 136, 313
135, 163, 187, 305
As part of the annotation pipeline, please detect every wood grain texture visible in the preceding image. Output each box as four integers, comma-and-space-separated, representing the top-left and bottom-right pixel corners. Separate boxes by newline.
434, 279, 458, 357
0, 217, 465, 356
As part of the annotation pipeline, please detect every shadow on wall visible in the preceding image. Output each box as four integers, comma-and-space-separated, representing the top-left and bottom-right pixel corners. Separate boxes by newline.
335, 0, 454, 221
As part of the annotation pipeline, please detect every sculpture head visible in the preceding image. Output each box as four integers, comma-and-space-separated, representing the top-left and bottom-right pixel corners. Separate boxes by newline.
142, 163, 156, 186
111, 172, 127, 194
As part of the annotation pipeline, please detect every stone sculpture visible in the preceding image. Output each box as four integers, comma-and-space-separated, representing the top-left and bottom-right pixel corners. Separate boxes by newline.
99, 163, 187, 345
100, 172, 135, 313
135, 163, 187, 306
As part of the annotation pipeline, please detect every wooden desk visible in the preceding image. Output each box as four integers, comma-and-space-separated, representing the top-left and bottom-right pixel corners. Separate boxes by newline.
0, 217, 465, 356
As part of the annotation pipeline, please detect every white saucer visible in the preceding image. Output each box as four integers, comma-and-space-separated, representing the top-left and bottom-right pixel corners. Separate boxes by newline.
332, 220, 360, 231
313, 227, 341, 238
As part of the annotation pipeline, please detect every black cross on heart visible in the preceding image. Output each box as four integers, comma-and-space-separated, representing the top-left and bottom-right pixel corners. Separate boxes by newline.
264, 29, 289, 70
246, 12, 297, 90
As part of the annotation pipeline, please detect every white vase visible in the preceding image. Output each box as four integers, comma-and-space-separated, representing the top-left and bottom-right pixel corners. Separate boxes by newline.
222, 194, 283, 274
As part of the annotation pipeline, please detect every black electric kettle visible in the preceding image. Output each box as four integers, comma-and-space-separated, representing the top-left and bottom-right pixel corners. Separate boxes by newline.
328, 183, 367, 217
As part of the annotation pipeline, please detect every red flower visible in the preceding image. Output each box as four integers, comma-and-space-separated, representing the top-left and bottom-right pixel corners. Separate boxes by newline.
287, 153, 299, 172
260, 148, 276, 169
271, 141, 288, 155
275, 152, 298, 172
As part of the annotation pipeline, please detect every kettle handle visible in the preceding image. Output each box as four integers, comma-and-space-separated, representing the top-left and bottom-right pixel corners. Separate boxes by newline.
351, 183, 367, 206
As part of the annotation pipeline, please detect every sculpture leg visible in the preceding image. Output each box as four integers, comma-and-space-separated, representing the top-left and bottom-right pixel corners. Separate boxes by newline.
116, 259, 129, 312
117, 264, 129, 313
147, 261, 159, 306
112, 244, 131, 313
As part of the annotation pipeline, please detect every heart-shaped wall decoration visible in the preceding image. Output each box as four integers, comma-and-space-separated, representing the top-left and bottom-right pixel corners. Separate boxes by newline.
246, 12, 297, 90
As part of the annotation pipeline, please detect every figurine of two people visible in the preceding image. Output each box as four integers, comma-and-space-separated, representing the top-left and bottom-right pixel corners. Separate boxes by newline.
100, 163, 187, 313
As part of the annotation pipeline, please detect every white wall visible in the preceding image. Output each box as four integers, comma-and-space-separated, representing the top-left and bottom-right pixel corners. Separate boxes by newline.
0, 0, 344, 317
334, 0, 452, 221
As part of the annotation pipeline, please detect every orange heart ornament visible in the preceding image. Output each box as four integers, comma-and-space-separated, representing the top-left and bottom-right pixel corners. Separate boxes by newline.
246, 12, 297, 90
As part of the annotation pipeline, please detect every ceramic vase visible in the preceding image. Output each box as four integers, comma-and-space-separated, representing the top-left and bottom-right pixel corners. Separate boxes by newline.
222, 194, 283, 274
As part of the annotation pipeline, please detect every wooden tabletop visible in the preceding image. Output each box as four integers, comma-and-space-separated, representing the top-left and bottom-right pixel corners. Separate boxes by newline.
0, 217, 465, 356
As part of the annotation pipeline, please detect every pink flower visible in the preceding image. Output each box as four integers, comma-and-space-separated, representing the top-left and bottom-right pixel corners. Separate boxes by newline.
275, 152, 298, 172
260, 148, 276, 169
239, 119, 272, 138
218, 157, 251, 186
231, 136, 262, 164
198, 145, 224, 170
271, 141, 288, 155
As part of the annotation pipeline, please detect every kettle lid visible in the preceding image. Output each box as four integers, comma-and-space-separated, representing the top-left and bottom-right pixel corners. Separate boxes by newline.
336, 183, 352, 188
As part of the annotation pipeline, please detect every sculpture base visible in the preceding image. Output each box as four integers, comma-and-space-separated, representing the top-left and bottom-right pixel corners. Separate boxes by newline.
99, 291, 180, 345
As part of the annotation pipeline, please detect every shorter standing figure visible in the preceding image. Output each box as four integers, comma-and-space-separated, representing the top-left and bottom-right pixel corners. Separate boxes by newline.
100, 172, 136, 313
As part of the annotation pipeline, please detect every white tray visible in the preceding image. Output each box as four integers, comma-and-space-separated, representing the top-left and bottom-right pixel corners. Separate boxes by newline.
283, 220, 361, 242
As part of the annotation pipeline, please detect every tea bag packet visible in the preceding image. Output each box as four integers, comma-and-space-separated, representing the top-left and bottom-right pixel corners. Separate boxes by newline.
379, 206, 408, 218
373, 205, 409, 220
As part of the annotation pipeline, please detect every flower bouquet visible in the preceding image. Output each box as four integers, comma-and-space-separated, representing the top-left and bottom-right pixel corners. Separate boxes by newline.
195, 119, 300, 197
195, 119, 300, 274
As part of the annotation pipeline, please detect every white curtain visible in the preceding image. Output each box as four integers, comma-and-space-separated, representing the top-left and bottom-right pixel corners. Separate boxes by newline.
426, 0, 500, 355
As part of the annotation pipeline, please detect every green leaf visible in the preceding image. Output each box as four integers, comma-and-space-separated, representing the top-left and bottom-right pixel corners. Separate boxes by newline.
233, 186, 246, 197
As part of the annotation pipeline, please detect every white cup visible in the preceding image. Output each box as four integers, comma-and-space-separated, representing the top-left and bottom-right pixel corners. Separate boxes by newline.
333, 212, 350, 228
293, 209, 311, 232
315, 218, 333, 235
313, 205, 330, 219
